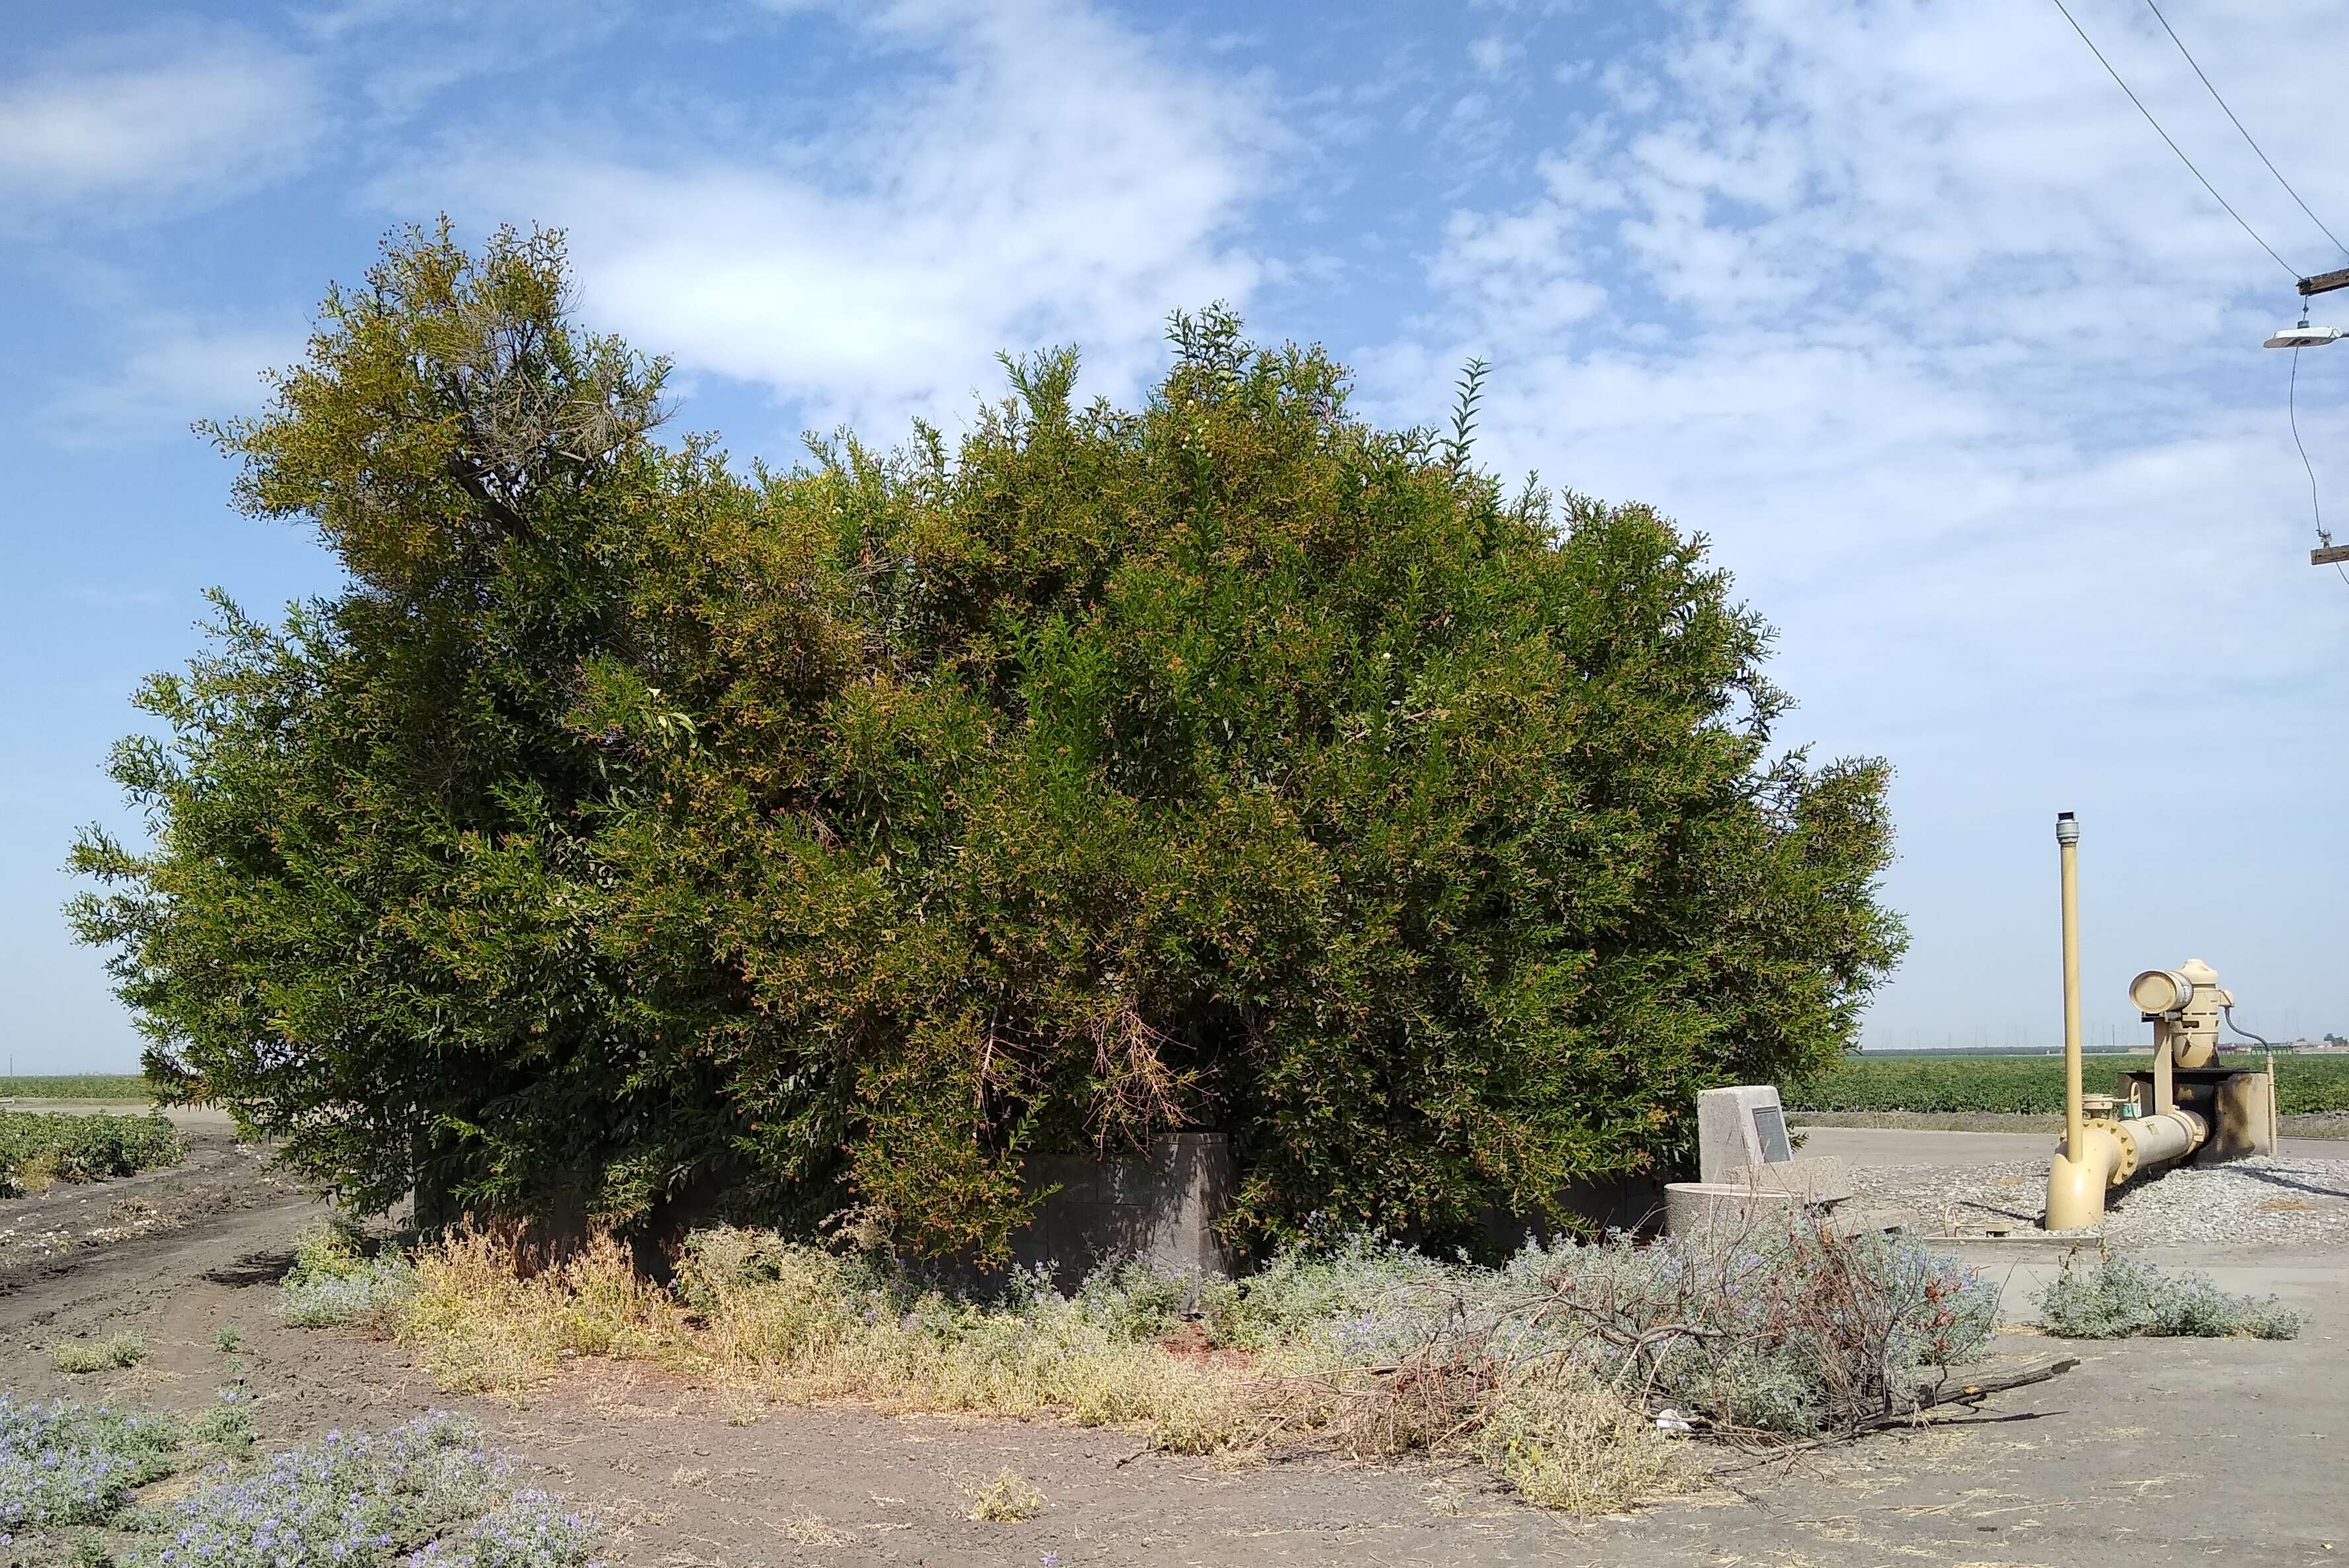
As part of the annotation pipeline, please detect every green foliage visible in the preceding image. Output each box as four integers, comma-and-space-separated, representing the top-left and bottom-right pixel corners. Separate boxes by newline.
2037, 1253, 2304, 1340
0, 1078, 152, 1103
188, 1394, 255, 1458
71, 226, 1904, 1258
0, 1113, 182, 1199
1785, 1052, 2349, 1115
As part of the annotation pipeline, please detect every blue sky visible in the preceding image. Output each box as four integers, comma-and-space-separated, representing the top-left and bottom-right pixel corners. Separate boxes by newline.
5, 0, 2346, 1073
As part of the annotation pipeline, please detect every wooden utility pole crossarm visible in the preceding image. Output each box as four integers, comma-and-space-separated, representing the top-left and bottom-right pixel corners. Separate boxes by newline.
2299, 267, 2349, 298
2313, 543, 2349, 566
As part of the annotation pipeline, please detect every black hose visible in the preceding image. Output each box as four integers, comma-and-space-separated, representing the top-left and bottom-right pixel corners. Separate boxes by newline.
2221, 1005, 2274, 1049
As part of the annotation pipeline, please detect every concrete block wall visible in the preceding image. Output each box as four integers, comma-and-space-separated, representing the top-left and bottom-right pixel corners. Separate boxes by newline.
1006, 1131, 1234, 1284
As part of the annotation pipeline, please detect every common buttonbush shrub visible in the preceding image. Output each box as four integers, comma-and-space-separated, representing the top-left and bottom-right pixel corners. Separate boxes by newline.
70, 226, 1905, 1260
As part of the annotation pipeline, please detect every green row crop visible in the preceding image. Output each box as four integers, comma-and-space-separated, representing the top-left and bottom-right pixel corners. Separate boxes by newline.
1785, 1053, 2349, 1116
0, 1074, 154, 1101
0, 1110, 183, 1198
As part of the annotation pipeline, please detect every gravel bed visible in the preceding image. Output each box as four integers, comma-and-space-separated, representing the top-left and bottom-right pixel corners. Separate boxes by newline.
1845, 1154, 2349, 1247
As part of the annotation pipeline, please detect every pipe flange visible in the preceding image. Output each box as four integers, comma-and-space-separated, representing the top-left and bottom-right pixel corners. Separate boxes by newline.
2087, 1118, 2137, 1183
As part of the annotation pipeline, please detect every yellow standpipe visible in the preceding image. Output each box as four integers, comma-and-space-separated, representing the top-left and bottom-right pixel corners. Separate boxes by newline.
2045, 812, 2121, 1229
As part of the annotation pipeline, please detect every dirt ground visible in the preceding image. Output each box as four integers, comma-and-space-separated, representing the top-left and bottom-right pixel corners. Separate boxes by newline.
3, 1122, 2344, 1567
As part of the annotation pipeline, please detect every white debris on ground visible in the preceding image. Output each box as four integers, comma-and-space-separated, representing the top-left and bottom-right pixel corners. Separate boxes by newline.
1844, 1155, 2349, 1247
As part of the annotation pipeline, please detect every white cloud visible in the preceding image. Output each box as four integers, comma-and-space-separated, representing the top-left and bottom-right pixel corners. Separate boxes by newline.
1376, 0, 2349, 1040
1467, 34, 1521, 78
295, 0, 631, 118
381, 0, 1278, 433
42, 316, 299, 447
0, 34, 324, 222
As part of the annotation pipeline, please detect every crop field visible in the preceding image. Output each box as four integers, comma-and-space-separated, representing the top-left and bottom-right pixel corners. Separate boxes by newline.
0, 1073, 152, 1101
0, 1110, 183, 1198
1787, 1053, 2349, 1116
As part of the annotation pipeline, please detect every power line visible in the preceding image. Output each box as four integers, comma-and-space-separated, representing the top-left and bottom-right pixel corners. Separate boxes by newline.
2140, 0, 2349, 261
2290, 350, 2349, 584
2289, 349, 2323, 536
2045, 0, 2302, 279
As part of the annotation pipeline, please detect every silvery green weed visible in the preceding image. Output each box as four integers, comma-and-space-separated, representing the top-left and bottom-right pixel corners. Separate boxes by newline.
126, 1411, 601, 1568
0, 1395, 180, 1536
2, 1397, 601, 1568
2038, 1252, 2303, 1340
277, 1221, 418, 1328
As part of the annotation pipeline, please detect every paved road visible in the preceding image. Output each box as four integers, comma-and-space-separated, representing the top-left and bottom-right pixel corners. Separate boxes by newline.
1798, 1123, 2347, 1166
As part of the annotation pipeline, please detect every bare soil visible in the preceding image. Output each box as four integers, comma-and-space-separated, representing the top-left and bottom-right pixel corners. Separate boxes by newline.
4, 1138, 2344, 1567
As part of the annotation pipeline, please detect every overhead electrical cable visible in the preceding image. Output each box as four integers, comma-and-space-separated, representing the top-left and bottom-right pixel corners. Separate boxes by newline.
2045, 0, 2301, 279
2293, 349, 2349, 584
2289, 350, 2321, 535
2140, 0, 2349, 261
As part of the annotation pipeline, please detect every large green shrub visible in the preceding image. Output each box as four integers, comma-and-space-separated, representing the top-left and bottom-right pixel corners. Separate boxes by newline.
69, 226, 1904, 1258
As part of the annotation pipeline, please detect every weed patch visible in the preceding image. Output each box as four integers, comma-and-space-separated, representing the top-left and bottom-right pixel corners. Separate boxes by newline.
275, 1220, 420, 1329
958, 1468, 1043, 1522
54, 1335, 146, 1375
122, 1412, 598, 1568
0, 1395, 602, 1568
1470, 1368, 1681, 1514
2038, 1253, 2304, 1340
304, 1217, 1999, 1514
0, 1396, 181, 1533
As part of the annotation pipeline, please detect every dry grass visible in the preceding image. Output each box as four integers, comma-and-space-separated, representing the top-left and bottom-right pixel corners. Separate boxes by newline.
367, 1225, 1775, 1517
957, 1467, 1045, 1522
53, 1332, 146, 1373
776, 1508, 843, 1546
402, 1229, 684, 1391
403, 1227, 1267, 1452
13, 1150, 61, 1193
1471, 1368, 1685, 1513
